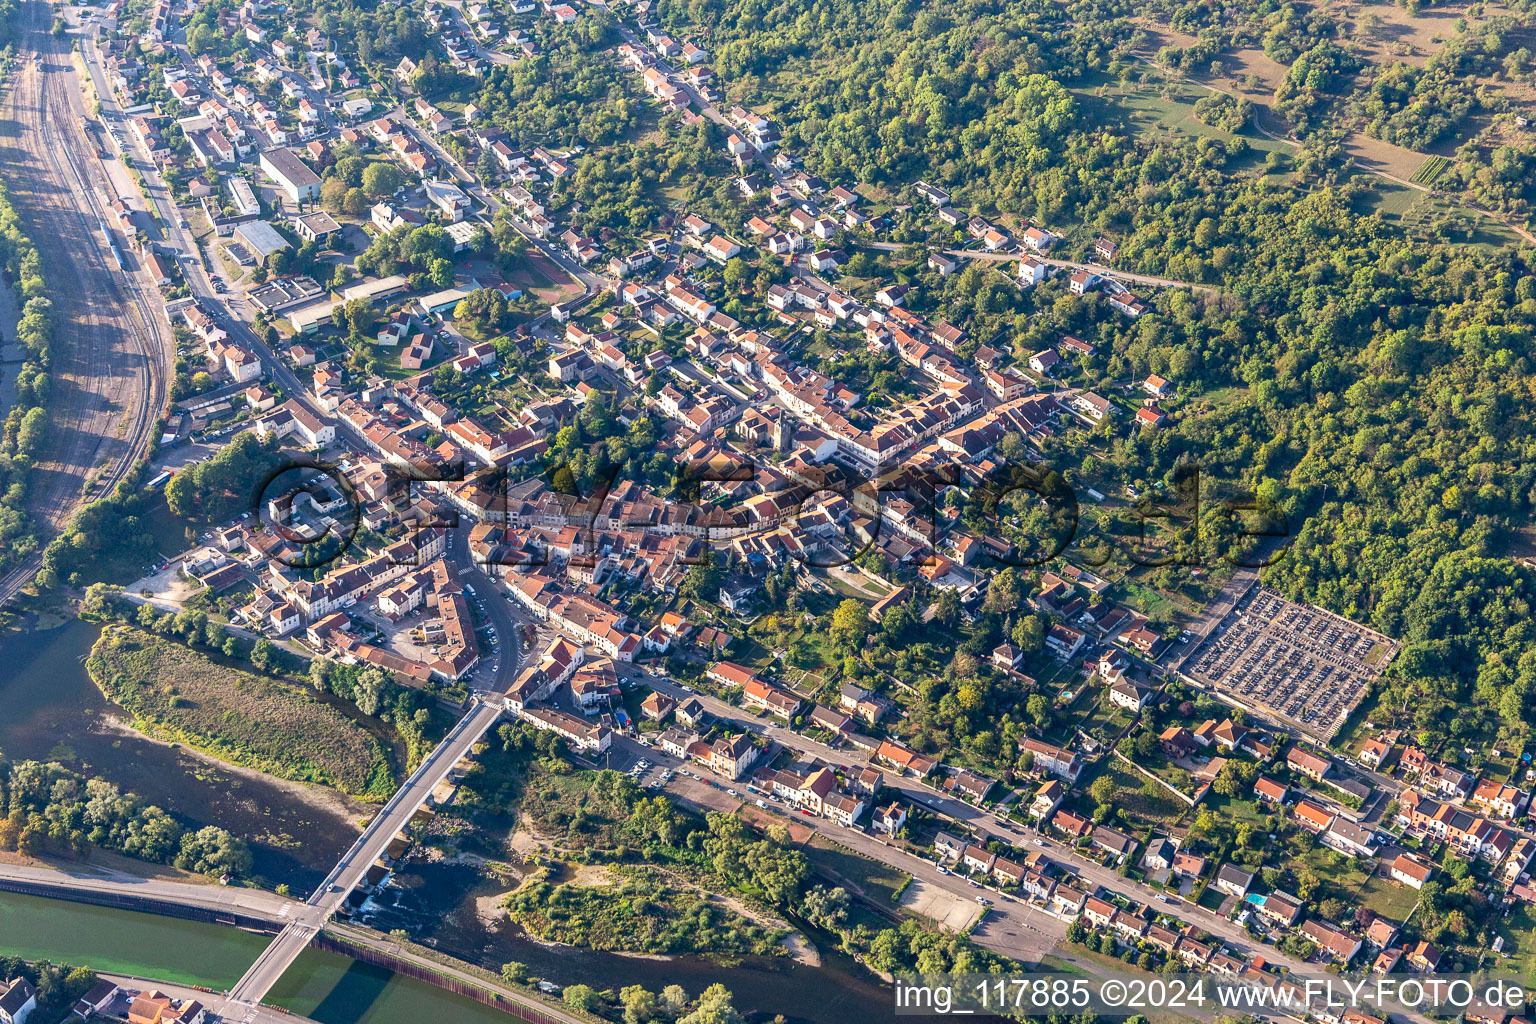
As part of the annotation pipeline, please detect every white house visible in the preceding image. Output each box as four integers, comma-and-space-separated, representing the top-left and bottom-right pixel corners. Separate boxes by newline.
0, 978, 36, 1024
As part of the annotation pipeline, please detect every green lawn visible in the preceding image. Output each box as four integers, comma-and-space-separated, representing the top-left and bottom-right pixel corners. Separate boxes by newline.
1207, 793, 1269, 828
1067, 78, 1291, 166
1497, 904, 1536, 985
804, 834, 911, 931
805, 834, 911, 904
1358, 874, 1421, 923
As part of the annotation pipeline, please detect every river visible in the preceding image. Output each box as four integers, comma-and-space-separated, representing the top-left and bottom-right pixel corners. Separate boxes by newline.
0, 891, 541, 1024
0, 887, 894, 1024
0, 620, 902, 1022
355, 860, 895, 1024
0, 618, 353, 888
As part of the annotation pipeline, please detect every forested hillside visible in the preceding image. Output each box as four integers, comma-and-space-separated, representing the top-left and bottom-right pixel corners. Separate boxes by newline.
646, 0, 1536, 741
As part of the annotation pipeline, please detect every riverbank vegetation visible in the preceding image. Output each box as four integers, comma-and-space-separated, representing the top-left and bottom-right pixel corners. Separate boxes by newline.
81, 586, 449, 770
0, 757, 252, 878
448, 724, 1012, 977
86, 625, 397, 798
37, 470, 157, 588
504, 863, 785, 956
0, 146, 56, 573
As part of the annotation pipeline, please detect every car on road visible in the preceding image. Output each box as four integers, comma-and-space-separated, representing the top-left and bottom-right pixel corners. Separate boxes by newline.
936, 865, 949, 874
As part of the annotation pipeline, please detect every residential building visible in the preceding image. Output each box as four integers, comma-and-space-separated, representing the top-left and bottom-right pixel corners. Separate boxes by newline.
1023, 738, 1081, 782
1390, 853, 1433, 890
0, 979, 35, 1024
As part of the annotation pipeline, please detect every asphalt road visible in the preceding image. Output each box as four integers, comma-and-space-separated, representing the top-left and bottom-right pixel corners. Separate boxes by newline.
0, 859, 298, 920
618, 663, 1328, 978
446, 525, 536, 693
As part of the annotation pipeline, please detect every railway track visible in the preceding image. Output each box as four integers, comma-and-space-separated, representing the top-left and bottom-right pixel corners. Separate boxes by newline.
0, 0, 170, 603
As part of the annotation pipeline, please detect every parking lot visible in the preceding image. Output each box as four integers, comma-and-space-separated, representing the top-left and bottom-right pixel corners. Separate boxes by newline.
1183, 587, 1397, 740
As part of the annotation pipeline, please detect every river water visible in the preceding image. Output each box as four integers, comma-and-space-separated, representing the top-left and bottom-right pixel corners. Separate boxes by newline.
0, 618, 353, 887
0, 619, 899, 1023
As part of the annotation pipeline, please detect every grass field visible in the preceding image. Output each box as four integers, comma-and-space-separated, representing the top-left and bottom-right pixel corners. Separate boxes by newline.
805, 833, 911, 905
1498, 904, 1536, 984
1359, 873, 1421, 922
1104, 761, 1191, 827
87, 625, 397, 797
1068, 78, 1292, 169
1361, 183, 1525, 249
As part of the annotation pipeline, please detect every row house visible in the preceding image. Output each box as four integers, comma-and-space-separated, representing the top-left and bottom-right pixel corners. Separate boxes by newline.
874, 739, 936, 777
743, 677, 803, 720
519, 704, 612, 754
707, 733, 760, 780
504, 637, 585, 711
1469, 779, 1528, 821
1400, 746, 1475, 799
1299, 919, 1362, 964
1396, 789, 1514, 861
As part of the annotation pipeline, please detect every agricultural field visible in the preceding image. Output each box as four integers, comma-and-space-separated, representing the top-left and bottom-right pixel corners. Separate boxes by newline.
86, 625, 396, 797
1411, 154, 1452, 185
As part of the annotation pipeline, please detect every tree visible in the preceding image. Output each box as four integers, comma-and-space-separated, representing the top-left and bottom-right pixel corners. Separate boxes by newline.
831, 598, 869, 650
500, 961, 529, 985
320, 178, 348, 213
354, 666, 388, 717
722, 256, 751, 292
982, 569, 1021, 615
620, 985, 658, 1024
660, 986, 690, 1015
678, 984, 742, 1024
681, 559, 725, 602
563, 985, 600, 1012
250, 638, 279, 673
1088, 774, 1116, 806
337, 297, 378, 338
934, 589, 961, 628
454, 288, 509, 335
362, 162, 402, 198
1025, 694, 1050, 728
799, 885, 850, 930
334, 155, 367, 188
174, 825, 253, 878
188, 22, 217, 54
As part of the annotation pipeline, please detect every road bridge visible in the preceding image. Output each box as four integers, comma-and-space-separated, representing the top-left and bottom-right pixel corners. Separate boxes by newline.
219, 699, 504, 1021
